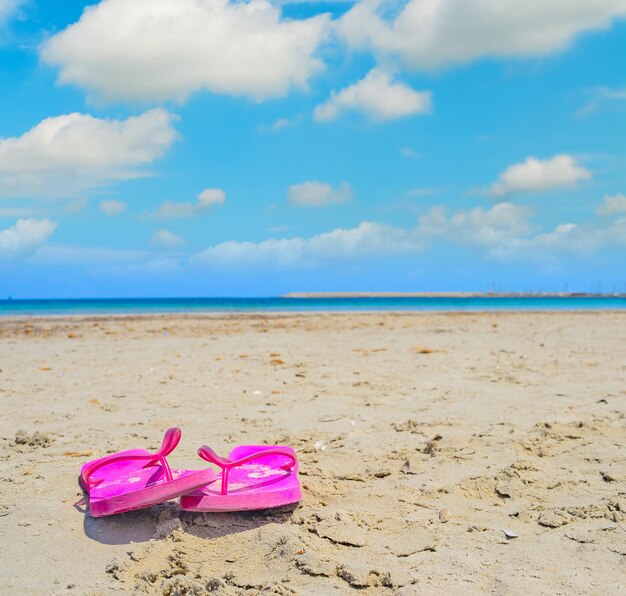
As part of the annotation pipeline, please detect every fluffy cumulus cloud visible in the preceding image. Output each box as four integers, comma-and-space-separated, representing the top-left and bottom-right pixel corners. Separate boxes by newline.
0, 109, 178, 199
192, 202, 553, 268
25, 198, 625, 275
197, 188, 226, 208
514, 219, 626, 258
339, 0, 626, 70
420, 202, 532, 254
193, 198, 626, 270
421, 202, 553, 261
0, 218, 57, 262
488, 154, 591, 197
146, 188, 226, 218
314, 68, 432, 122
597, 194, 626, 216
41, 0, 330, 103
288, 181, 351, 207
419, 202, 626, 261
99, 199, 127, 216
152, 229, 185, 249
194, 221, 422, 268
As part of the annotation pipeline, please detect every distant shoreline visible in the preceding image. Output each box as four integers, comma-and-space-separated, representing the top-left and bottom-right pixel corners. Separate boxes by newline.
2, 294, 626, 317
283, 292, 626, 298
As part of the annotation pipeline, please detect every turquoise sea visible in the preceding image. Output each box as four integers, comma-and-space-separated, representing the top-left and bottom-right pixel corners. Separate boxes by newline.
1, 296, 626, 316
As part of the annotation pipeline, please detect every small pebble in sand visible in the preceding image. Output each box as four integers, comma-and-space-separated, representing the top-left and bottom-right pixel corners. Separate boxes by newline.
502, 529, 519, 539
439, 509, 452, 523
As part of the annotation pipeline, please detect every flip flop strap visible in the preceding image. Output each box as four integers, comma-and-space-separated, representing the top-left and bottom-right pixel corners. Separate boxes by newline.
82, 427, 181, 488
197, 446, 297, 495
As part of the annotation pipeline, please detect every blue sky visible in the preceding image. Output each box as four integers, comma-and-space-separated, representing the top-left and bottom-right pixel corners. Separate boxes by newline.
0, 0, 625, 297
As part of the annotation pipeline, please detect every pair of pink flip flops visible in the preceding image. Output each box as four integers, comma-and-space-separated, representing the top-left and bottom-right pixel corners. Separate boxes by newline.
79, 428, 301, 517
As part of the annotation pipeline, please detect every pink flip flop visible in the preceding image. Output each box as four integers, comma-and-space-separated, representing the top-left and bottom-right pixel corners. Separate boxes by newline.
80, 428, 217, 517
179, 445, 302, 512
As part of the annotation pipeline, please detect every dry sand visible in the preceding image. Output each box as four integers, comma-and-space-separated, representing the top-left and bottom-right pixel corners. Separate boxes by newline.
0, 312, 624, 594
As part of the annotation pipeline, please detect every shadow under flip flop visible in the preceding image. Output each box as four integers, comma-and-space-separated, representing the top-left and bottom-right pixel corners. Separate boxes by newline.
81, 497, 300, 545
181, 502, 300, 541
82, 501, 181, 545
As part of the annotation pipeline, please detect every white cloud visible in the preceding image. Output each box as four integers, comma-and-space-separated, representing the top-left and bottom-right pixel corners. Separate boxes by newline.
0, 218, 57, 262
418, 201, 626, 261
197, 188, 226, 208
193, 200, 626, 271
152, 229, 185, 249
100, 199, 127, 216
597, 194, 626, 216
147, 187, 226, 218
510, 220, 626, 257
18, 196, 626, 272
419, 202, 534, 259
0, 109, 178, 199
288, 181, 351, 207
41, 0, 330, 103
314, 68, 432, 122
448, 203, 534, 248
339, 0, 626, 70
194, 221, 421, 268
488, 154, 591, 197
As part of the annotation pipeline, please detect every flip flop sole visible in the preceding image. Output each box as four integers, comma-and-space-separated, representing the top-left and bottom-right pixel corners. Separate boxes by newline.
179, 481, 302, 512
89, 467, 216, 517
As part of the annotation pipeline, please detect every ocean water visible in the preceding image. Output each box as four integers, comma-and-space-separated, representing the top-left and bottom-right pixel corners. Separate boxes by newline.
1, 296, 626, 316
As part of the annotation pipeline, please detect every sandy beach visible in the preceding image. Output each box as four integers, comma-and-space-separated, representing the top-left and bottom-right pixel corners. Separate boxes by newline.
0, 312, 624, 594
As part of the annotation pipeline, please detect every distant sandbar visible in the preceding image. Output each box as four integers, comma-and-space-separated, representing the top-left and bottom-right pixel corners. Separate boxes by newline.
284, 291, 626, 298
